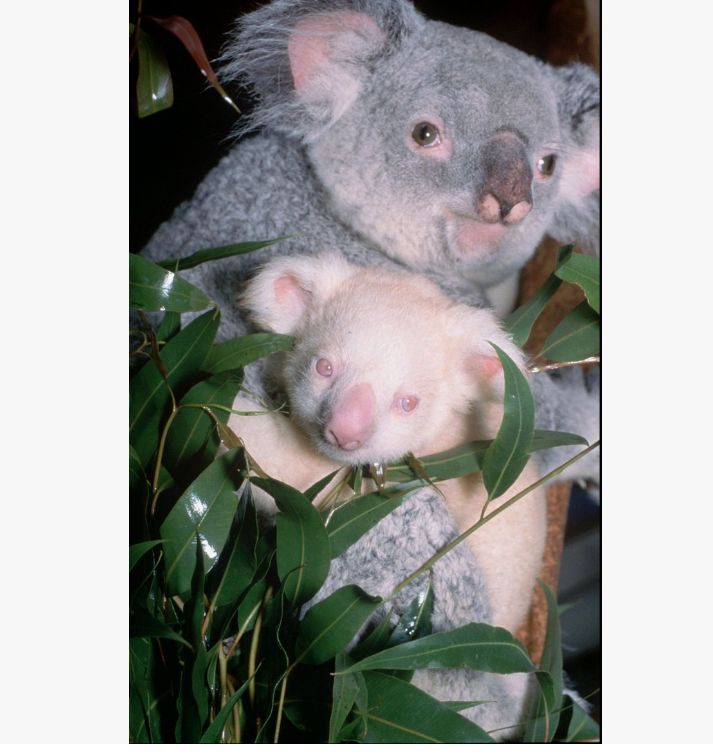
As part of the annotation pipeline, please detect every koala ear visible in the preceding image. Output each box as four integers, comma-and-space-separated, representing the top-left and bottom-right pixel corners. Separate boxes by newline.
219, 0, 423, 139
547, 63, 601, 253
450, 305, 527, 402
240, 251, 355, 334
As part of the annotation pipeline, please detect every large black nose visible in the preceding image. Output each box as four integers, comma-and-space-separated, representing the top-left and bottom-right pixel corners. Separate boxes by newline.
476, 133, 533, 225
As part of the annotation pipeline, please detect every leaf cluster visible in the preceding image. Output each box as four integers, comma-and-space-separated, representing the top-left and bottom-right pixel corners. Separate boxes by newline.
129, 243, 600, 743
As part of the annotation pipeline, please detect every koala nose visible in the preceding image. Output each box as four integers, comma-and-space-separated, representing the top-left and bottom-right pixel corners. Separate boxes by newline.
476, 133, 533, 226
325, 383, 375, 451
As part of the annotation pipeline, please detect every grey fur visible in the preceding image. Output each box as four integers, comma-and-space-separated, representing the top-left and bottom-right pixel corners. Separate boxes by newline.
140, 0, 600, 731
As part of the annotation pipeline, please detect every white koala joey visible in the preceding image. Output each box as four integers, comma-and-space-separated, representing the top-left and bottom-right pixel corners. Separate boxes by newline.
229, 250, 547, 634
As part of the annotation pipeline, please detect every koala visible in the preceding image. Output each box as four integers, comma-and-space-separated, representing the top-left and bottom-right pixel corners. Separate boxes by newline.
231, 251, 547, 635
141, 0, 599, 475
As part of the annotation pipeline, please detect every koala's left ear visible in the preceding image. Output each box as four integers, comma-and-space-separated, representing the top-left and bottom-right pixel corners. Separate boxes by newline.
450, 305, 527, 402
240, 251, 355, 335
548, 63, 600, 252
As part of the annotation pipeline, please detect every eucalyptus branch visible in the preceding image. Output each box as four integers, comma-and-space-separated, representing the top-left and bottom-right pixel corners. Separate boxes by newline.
386, 441, 600, 602
526, 355, 600, 373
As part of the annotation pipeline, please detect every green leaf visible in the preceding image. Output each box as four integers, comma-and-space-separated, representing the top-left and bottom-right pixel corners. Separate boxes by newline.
536, 301, 601, 361
529, 429, 589, 451
502, 272, 563, 347
525, 580, 564, 743
342, 622, 536, 676
304, 467, 343, 503
481, 344, 535, 502
442, 700, 493, 712
203, 334, 294, 373
156, 310, 181, 343
129, 540, 166, 572
156, 238, 290, 272
129, 254, 213, 312
207, 483, 259, 609
555, 248, 600, 314
135, 26, 173, 117
129, 308, 220, 467
162, 370, 244, 481
557, 695, 600, 743
329, 654, 361, 743
358, 672, 494, 743
295, 584, 382, 666
129, 613, 192, 649
250, 478, 331, 606
387, 578, 434, 649
198, 673, 255, 744
349, 612, 394, 662
161, 448, 244, 597
325, 485, 422, 559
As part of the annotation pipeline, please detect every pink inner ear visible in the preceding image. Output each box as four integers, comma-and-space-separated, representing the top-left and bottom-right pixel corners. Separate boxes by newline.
287, 11, 385, 91
274, 275, 308, 323
474, 354, 503, 381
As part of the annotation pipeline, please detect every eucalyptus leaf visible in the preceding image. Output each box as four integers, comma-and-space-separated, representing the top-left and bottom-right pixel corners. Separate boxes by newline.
250, 477, 331, 606
342, 622, 536, 676
129, 308, 220, 467
557, 695, 600, 743
304, 467, 343, 502
162, 370, 244, 481
156, 310, 181, 343
358, 672, 494, 743
348, 612, 394, 662
295, 584, 382, 666
536, 301, 600, 361
198, 673, 255, 744
156, 237, 290, 272
524, 580, 564, 743
129, 613, 192, 649
443, 700, 493, 712
502, 272, 563, 347
203, 333, 294, 373
555, 247, 600, 314
135, 26, 173, 117
386, 578, 434, 649
161, 448, 244, 597
481, 343, 535, 502
329, 654, 360, 743
529, 429, 588, 451
129, 540, 166, 572
129, 254, 213, 312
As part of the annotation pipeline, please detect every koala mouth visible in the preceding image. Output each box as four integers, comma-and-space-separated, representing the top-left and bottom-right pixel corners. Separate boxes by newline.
445, 211, 509, 261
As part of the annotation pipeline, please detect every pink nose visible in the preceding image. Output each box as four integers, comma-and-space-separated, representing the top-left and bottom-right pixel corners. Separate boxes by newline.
324, 383, 375, 451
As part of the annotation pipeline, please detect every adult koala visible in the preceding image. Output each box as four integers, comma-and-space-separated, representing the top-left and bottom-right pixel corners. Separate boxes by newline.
139, 0, 599, 735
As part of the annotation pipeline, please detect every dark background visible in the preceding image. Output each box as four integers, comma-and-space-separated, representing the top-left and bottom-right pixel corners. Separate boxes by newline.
129, 0, 601, 724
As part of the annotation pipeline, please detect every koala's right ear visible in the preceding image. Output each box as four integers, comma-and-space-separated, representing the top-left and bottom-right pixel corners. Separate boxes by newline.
241, 252, 355, 335
219, 0, 423, 139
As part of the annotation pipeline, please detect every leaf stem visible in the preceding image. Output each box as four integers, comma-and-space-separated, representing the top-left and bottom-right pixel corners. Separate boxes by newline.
248, 586, 273, 709
386, 441, 600, 601
273, 667, 293, 744
527, 355, 600, 373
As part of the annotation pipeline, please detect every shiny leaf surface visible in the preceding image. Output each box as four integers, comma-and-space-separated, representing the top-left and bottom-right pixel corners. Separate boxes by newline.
250, 478, 331, 606
203, 334, 294, 373
135, 26, 173, 117
129, 308, 219, 466
161, 449, 244, 597
555, 247, 600, 313
129, 254, 213, 312
502, 271, 563, 347
156, 238, 289, 272
482, 344, 535, 502
537, 301, 601, 361
358, 672, 494, 743
342, 622, 536, 675
295, 584, 382, 665
129, 540, 166, 572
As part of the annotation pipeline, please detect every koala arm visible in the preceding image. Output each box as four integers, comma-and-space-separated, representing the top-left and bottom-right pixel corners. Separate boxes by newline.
227, 393, 346, 513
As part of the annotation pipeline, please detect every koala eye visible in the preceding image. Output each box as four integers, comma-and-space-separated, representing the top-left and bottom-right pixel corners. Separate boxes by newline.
399, 395, 419, 413
537, 154, 557, 176
412, 122, 440, 147
314, 358, 333, 377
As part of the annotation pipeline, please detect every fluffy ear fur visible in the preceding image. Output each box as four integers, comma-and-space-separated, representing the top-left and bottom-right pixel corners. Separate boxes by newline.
449, 304, 527, 402
218, 0, 423, 140
547, 63, 601, 253
241, 251, 355, 334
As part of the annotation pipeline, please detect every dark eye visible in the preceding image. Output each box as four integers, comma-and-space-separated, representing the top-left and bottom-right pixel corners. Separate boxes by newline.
412, 122, 440, 147
314, 357, 333, 377
537, 154, 557, 176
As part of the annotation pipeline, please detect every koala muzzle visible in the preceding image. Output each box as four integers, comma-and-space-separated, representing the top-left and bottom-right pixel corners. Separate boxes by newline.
476, 133, 533, 226
324, 383, 375, 451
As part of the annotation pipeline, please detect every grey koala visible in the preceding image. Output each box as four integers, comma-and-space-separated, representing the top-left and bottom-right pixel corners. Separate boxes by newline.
140, 0, 599, 734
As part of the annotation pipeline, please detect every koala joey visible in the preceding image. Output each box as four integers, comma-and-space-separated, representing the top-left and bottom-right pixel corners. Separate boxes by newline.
230, 251, 547, 634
